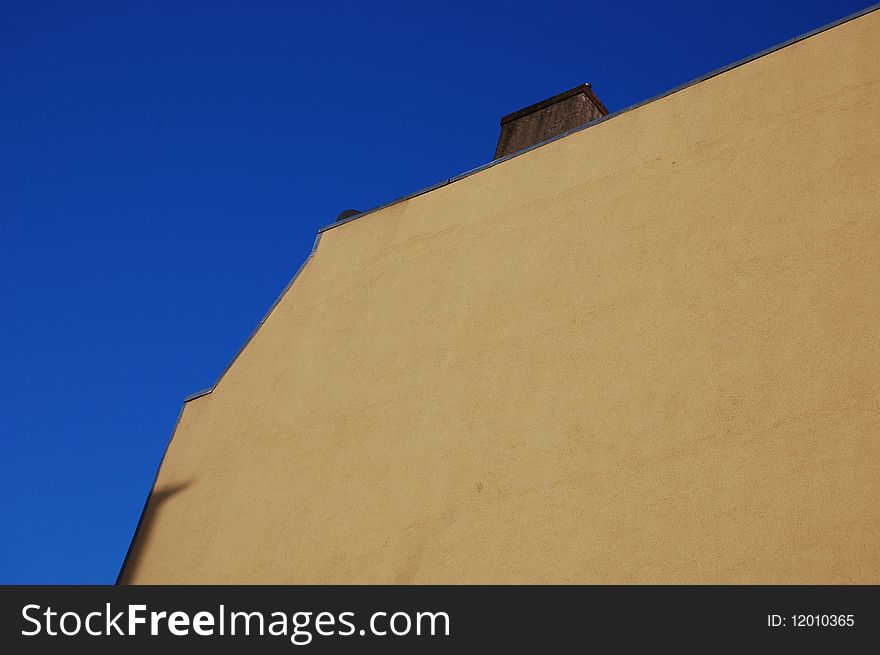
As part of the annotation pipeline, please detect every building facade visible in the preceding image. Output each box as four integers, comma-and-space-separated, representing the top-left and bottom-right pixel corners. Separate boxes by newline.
120, 8, 880, 584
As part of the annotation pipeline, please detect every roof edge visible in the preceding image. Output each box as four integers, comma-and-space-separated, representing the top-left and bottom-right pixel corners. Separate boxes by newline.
318, 2, 880, 236
116, 232, 323, 583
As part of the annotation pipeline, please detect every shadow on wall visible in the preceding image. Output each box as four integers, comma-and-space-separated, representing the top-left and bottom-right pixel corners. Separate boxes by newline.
117, 480, 191, 584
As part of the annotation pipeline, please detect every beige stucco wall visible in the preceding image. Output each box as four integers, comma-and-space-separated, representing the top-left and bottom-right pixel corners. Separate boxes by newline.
121, 10, 880, 584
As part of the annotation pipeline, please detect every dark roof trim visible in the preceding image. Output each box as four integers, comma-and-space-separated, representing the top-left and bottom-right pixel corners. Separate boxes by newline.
319, 2, 880, 237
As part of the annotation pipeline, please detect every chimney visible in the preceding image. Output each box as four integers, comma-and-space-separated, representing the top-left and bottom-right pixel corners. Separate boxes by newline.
494, 83, 608, 160
336, 209, 361, 222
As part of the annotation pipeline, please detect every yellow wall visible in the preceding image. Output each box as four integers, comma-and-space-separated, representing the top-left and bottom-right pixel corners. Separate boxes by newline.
121, 10, 880, 584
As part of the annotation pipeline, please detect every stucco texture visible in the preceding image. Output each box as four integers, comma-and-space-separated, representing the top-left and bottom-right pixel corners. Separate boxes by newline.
121, 10, 880, 584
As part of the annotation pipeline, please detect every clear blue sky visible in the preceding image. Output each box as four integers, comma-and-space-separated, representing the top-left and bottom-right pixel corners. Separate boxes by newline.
0, 0, 872, 584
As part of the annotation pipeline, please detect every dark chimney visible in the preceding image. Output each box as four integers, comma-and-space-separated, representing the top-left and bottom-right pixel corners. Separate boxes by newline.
336, 209, 361, 222
494, 83, 608, 160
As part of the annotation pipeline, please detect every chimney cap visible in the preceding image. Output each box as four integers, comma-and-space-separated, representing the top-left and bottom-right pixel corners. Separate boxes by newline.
499, 83, 608, 126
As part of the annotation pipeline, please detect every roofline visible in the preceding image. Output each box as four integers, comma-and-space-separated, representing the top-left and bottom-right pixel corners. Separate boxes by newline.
115, 402, 187, 584
117, 2, 879, 583
191, 2, 880, 408
115, 232, 322, 583
319, 2, 880, 237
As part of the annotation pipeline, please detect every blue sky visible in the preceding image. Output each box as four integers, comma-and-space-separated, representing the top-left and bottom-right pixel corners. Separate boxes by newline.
0, 0, 872, 583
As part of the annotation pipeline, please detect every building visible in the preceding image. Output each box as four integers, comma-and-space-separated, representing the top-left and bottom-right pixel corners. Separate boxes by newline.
119, 7, 880, 584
